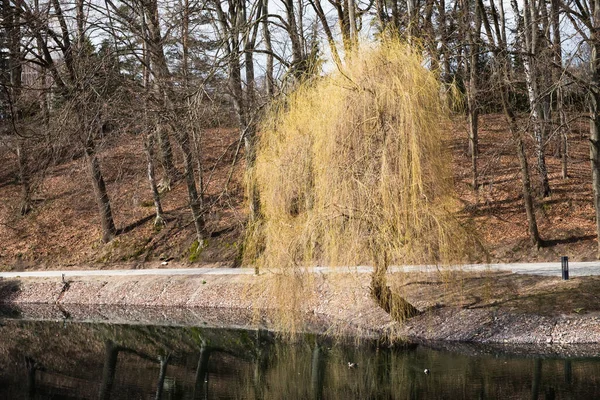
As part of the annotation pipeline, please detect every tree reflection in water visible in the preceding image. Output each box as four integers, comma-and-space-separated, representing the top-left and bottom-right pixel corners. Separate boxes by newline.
0, 320, 600, 399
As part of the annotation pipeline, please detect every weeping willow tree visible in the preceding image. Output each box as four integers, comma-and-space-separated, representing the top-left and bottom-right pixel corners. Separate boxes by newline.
246, 39, 479, 330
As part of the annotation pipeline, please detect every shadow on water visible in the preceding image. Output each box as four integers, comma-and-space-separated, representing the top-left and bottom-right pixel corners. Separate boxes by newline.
0, 279, 22, 319
0, 318, 599, 399
0, 303, 21, 318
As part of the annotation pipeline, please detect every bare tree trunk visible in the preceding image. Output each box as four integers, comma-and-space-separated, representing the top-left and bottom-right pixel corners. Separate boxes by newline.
551, 0, 568, 179
590, 20, 600, 258
464, 0, 481, 190
370, 252, 419, 321
262, 0, 274, 96
347, 0, 357, 51
3, 0, 31, 214
85, 137, 116, 243
145, 134, 165, 227
520, 0, 551, 197
155, 354, 170, 400
480, 0, 542, 248
513, 119, 542, 247
142, 9, 164, 228
375, 0, 387, 30
308, 0, 342, 67
144, 0, 177, 185
244, 14, 260, 222
406, 0, 419, 43
17, 140, 32, 215
156, 122, 177, 185
143, 0, 204, 243
178, 128, 205, 245
193, 345, 211, 400
284, 0, 305, 72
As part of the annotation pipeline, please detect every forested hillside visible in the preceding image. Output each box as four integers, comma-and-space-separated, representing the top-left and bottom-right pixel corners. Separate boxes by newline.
1, 0, 599, 269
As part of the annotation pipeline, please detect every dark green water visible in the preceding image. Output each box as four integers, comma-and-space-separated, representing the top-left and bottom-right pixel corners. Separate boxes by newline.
1, 319, 600, 399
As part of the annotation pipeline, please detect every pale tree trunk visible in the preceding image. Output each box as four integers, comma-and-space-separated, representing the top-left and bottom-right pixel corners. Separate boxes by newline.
375, 0, 386, 31
520, 0, 551, 197
424, 0, 438, 71
391, 0, 400, 31
347, 0, 357, 51
406, 0, 419, 44
179, 128, 205, 245
193, 345, 211, 399
32, 0, 50, 125
244, 3, 261, 222
590, 0, 600, 258
145, 134, 165, 227
214, 0, 262, 222
283, 0, 305, 71
551, 0, 568, 179
463, 0, 481, 190
261, 0, 274, 96
144, 0, 178, 185
308, 0, 342, 67
155, 354, 170, 400
182, 0, 205, 208
142, 18, 164, 228
338, 0, 352, 55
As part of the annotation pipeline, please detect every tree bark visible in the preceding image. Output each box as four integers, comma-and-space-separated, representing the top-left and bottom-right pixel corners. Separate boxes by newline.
85, 137, 116, 243
370, 253, 419, 321
145, 134, 165, 227
144, 0, 178, 184
521, 0, 551, 197
155, 354, 170, 400
3, 0, 31, 214
551, 0, 568, 179
479, 0, 542, 248
590, 47, 600, 259
464, 0, 481, 190
193, 345, 211, 400
141, 0, 205, 243
179, 128, 205, 245
17, 139, 32, 215
261, 0, 274, 96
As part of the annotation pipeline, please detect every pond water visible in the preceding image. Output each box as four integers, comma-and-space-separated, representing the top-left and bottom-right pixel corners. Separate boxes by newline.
1, 319, 600, 399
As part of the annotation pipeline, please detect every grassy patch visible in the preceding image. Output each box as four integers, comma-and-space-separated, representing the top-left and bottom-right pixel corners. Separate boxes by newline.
188, 240, 206, 263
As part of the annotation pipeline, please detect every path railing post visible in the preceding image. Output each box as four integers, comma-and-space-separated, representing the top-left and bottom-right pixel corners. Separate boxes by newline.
561, 256, 569, 280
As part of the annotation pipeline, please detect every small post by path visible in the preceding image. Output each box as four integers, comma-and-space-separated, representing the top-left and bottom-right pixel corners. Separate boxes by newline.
561, 256, 569, 280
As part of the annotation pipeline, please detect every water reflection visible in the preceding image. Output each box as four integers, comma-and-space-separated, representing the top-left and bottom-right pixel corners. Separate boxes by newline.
1, 319, 600, 399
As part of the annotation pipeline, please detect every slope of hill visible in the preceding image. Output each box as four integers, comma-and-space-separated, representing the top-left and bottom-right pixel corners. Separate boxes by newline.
0, 114, 597, 270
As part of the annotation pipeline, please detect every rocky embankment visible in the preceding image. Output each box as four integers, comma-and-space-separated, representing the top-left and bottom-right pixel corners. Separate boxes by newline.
1, 271, 600, 351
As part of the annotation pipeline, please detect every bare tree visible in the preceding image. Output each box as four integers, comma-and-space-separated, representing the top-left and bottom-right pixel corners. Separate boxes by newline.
515, 0, 552, 197
479, 0, 543, 248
